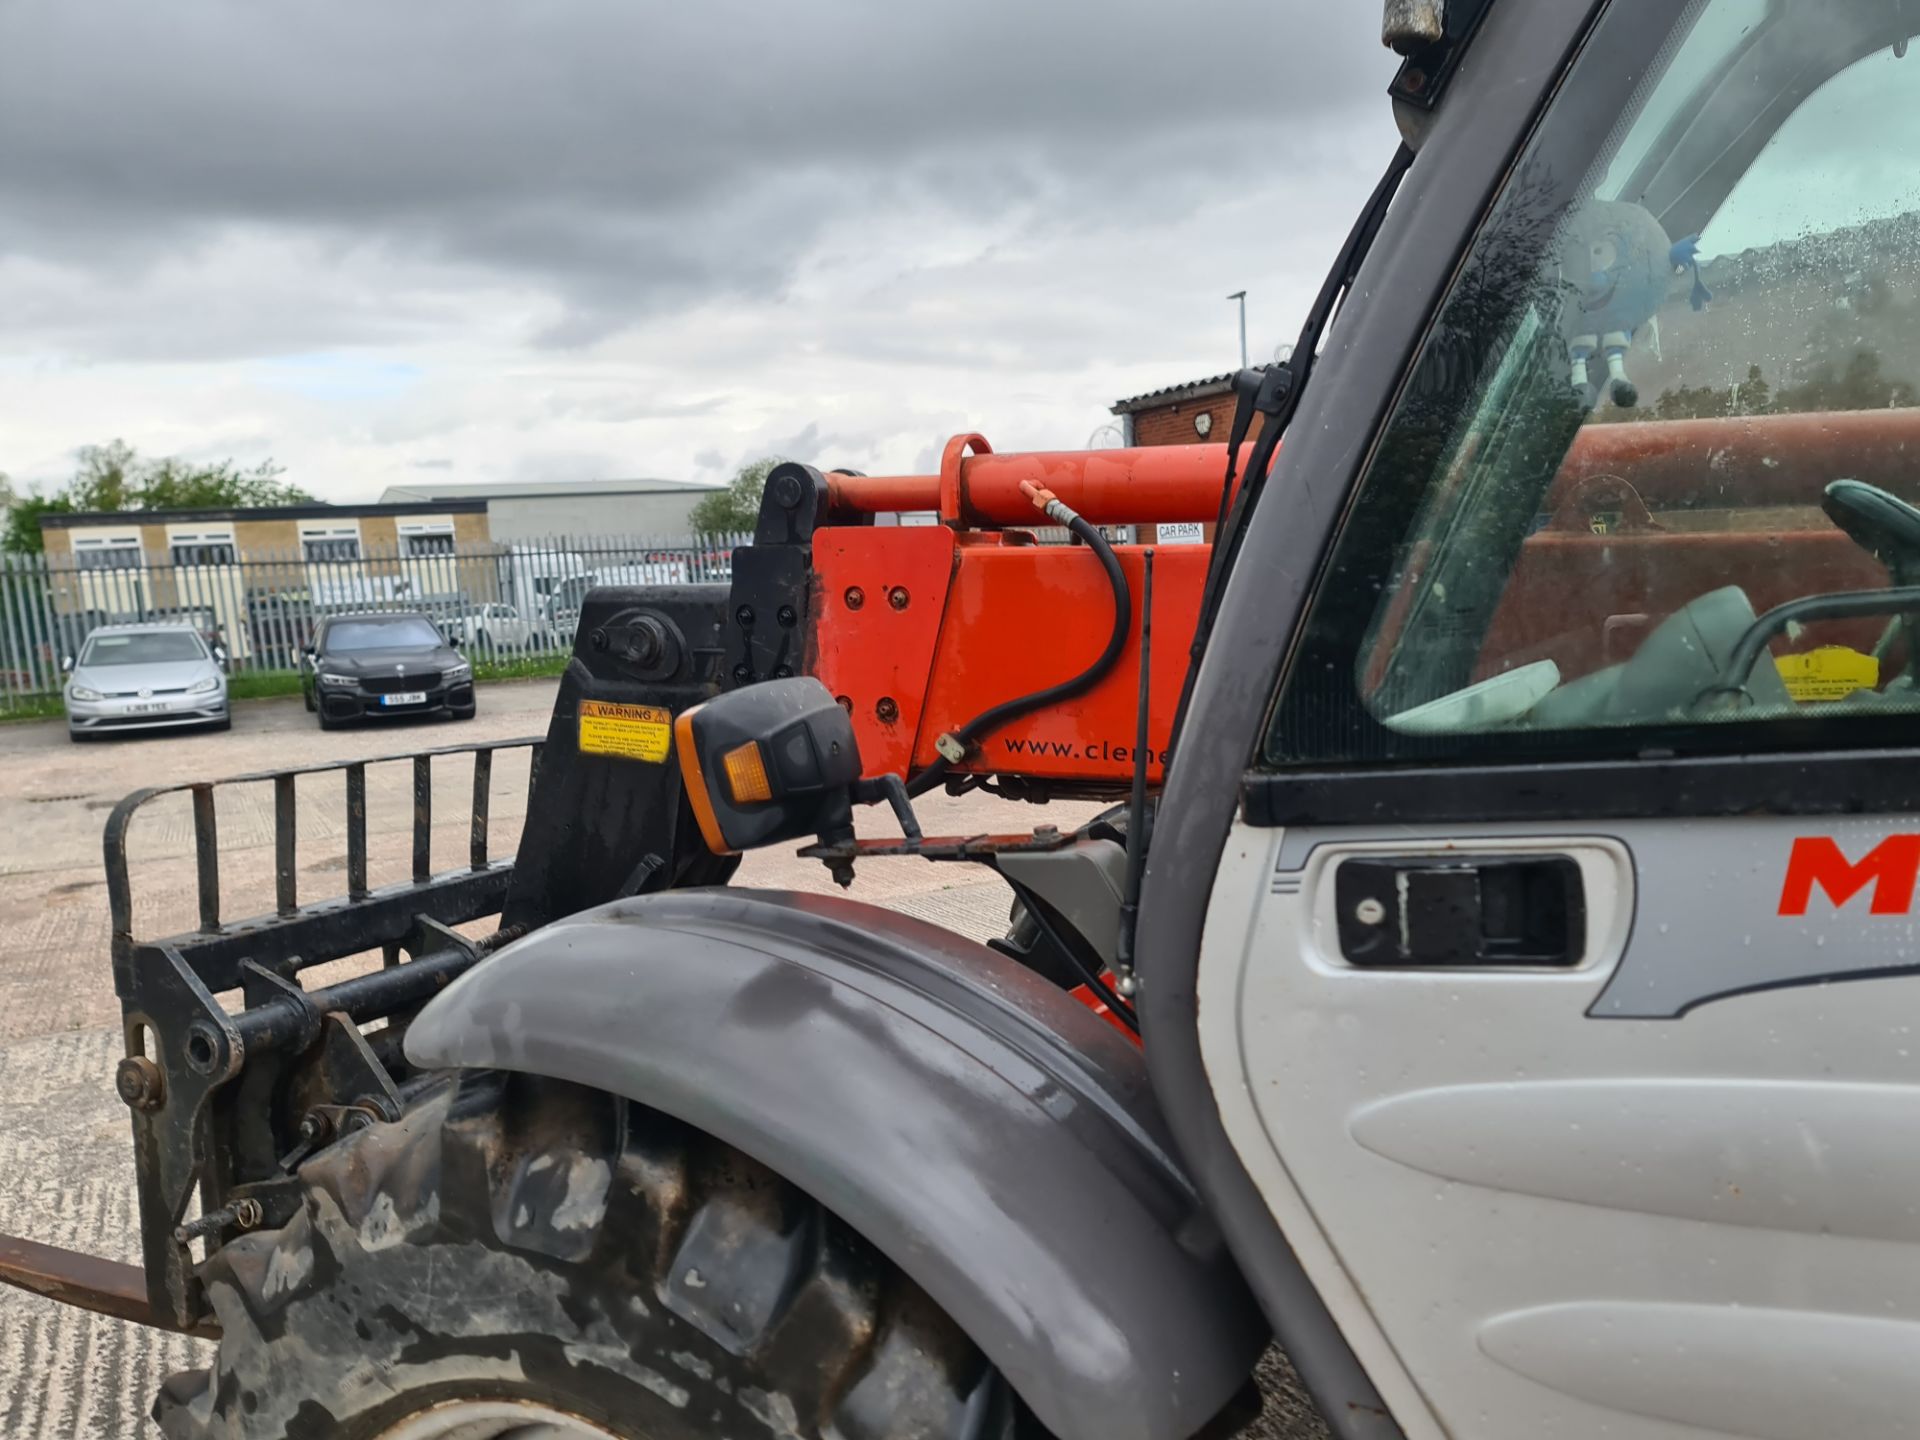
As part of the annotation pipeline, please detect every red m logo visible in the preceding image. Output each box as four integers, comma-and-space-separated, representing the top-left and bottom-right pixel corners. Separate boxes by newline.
1778, 835, 1920, 916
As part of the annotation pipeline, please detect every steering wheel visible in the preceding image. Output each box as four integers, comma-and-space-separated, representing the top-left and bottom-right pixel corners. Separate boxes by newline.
1823, 479, 1920, 667
1822, 479, 1920, 580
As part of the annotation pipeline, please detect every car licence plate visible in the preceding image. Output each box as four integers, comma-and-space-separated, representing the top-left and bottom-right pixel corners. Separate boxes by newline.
380, 691, 428, 706
126, 703, 169, 714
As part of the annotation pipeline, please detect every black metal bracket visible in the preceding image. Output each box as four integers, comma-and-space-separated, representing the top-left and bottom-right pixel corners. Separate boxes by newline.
724, 464, 832, 690
121, 944, 243, 1330
1387, 0, 1493, 111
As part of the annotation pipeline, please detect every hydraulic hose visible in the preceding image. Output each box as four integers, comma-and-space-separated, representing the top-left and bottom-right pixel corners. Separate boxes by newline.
907, 481, 1132, 797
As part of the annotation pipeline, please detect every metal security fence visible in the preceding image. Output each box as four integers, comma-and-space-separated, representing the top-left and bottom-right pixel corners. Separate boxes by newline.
0, 532, 746, 710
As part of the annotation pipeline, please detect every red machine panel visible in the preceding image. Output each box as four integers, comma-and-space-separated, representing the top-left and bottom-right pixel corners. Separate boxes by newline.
815, 536, 1207, 787
811, 526, 959, 778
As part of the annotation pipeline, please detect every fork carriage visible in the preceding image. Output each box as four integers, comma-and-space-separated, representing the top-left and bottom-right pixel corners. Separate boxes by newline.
2, 580, 736, 1335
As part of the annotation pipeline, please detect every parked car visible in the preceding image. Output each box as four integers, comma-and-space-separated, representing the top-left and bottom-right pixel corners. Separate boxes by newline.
447, 601, 547, 652
65, 623, 230, 742
299, 611, 475, 730
549, 560, 691, 638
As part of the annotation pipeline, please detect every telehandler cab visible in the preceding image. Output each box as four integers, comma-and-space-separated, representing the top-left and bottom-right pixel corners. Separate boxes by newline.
7, 1, 1920, 1436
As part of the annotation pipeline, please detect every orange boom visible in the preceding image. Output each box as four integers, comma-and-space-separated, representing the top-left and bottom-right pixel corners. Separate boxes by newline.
724, 434, 1237, 797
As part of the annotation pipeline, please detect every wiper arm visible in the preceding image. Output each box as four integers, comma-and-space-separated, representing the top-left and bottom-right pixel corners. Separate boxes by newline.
1173, 141, 1414, 741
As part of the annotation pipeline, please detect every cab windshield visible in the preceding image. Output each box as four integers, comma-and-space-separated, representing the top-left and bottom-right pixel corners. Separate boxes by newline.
1272, 0, 1920, 765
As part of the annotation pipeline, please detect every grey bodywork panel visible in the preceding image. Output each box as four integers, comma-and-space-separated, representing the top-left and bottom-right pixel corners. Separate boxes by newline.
1134, 2, 1609, 1437
406, 886, 1267, 1440
998, 837, 1129, 968
1277, 814, 1920, 1020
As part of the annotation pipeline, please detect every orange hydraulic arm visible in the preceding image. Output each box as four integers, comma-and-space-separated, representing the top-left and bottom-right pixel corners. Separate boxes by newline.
748, 434, 1239, 796
823, 433, 1231, 527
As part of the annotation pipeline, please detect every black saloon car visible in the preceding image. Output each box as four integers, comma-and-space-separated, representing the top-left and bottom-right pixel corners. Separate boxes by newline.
300, 612, 475, 729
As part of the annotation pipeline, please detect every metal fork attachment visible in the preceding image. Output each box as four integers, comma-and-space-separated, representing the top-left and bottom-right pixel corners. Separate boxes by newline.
102, 738, 542, 1331
0, 583, 739, 1335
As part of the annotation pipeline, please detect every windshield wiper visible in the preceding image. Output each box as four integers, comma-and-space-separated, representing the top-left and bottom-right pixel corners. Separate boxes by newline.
1172, 141, 1415, 743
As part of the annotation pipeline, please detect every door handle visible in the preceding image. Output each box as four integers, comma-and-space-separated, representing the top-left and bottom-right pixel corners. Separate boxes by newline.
1333, 855, 1585, 968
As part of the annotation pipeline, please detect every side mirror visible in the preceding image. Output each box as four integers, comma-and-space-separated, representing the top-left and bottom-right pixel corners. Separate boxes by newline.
61, 656, 74, 674
674, 678, 870, 856
213, 644, 230, 669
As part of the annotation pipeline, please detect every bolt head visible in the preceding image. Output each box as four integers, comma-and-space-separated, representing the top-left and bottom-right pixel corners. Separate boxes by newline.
625, 618, 665, 666
589, 627, 609, 652
1354, 896, 1387, 927
844, 587, 865, 611
735, 605, 756, 627
887, 587, 910, 610
776, 605, 798, 627
116, 1056, 164, 1111
771, 472, 804, 508
875, 697, 899, 723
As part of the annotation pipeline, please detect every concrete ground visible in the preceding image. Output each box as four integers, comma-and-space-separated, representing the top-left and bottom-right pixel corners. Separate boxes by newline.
0, 679, 1322, 1438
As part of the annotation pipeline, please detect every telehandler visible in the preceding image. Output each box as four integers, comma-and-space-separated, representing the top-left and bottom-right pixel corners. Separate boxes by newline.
7, 1, 1920, 1435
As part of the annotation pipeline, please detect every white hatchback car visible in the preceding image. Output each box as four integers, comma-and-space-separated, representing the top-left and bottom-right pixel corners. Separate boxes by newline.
66, 624, 230, 741
455, 602, 546, 652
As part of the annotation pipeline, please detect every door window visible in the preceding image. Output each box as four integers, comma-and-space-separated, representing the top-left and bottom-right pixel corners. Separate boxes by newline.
1269, 0, 1920, 768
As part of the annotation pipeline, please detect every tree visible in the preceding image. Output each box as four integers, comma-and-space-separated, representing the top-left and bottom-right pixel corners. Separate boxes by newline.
0, 440, 316, 554
3, 493, 76, 556
1774, 347, 1917, 413
138, 457, 311, 511
689, 457, 782, 536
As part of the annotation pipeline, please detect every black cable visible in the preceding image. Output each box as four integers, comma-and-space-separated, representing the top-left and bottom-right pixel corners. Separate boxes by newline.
908, 510, 1132, 797
1174, 142, 1415, 745
1012, 880, 1140, 1035
1114, 548, 1155, 984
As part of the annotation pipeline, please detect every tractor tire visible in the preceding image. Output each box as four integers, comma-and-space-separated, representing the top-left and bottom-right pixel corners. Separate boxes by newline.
155, 1072, 1032, 1440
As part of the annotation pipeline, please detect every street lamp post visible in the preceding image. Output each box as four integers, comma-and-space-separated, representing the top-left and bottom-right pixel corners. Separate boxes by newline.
1227, 290, 1248, 369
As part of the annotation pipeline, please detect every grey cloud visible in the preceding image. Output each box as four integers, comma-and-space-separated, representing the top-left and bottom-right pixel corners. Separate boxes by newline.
0, 0, 1396, 354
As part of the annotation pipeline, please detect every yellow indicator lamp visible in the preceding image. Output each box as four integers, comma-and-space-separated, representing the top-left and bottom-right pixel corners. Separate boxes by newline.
722, 740, 774, 804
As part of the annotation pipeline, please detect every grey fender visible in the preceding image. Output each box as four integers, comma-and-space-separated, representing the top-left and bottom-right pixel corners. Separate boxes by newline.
405, 887, 1266, 1440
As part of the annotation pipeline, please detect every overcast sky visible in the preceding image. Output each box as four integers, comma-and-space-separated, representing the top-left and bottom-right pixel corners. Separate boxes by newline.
0, 2, 1400, 502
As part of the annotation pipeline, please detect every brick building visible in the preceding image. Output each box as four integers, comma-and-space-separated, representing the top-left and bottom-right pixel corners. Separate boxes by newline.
1110, 372, 1266, 544
1113, 372, 1238, 448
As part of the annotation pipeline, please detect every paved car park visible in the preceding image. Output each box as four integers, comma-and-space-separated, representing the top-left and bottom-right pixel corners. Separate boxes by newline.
0, 679, 1317, 1437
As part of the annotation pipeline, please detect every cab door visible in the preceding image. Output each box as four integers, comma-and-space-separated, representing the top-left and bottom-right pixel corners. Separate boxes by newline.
1189, 5, 1920, 1438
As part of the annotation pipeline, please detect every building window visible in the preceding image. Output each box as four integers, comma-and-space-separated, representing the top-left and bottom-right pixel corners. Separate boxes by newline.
402, 531, 456, 557
169, 536, 237, 566
72, 540, 143, 571
303, 536, 361, 563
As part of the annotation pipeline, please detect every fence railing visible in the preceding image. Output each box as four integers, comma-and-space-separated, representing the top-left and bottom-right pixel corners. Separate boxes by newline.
0, 532, 749, 709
